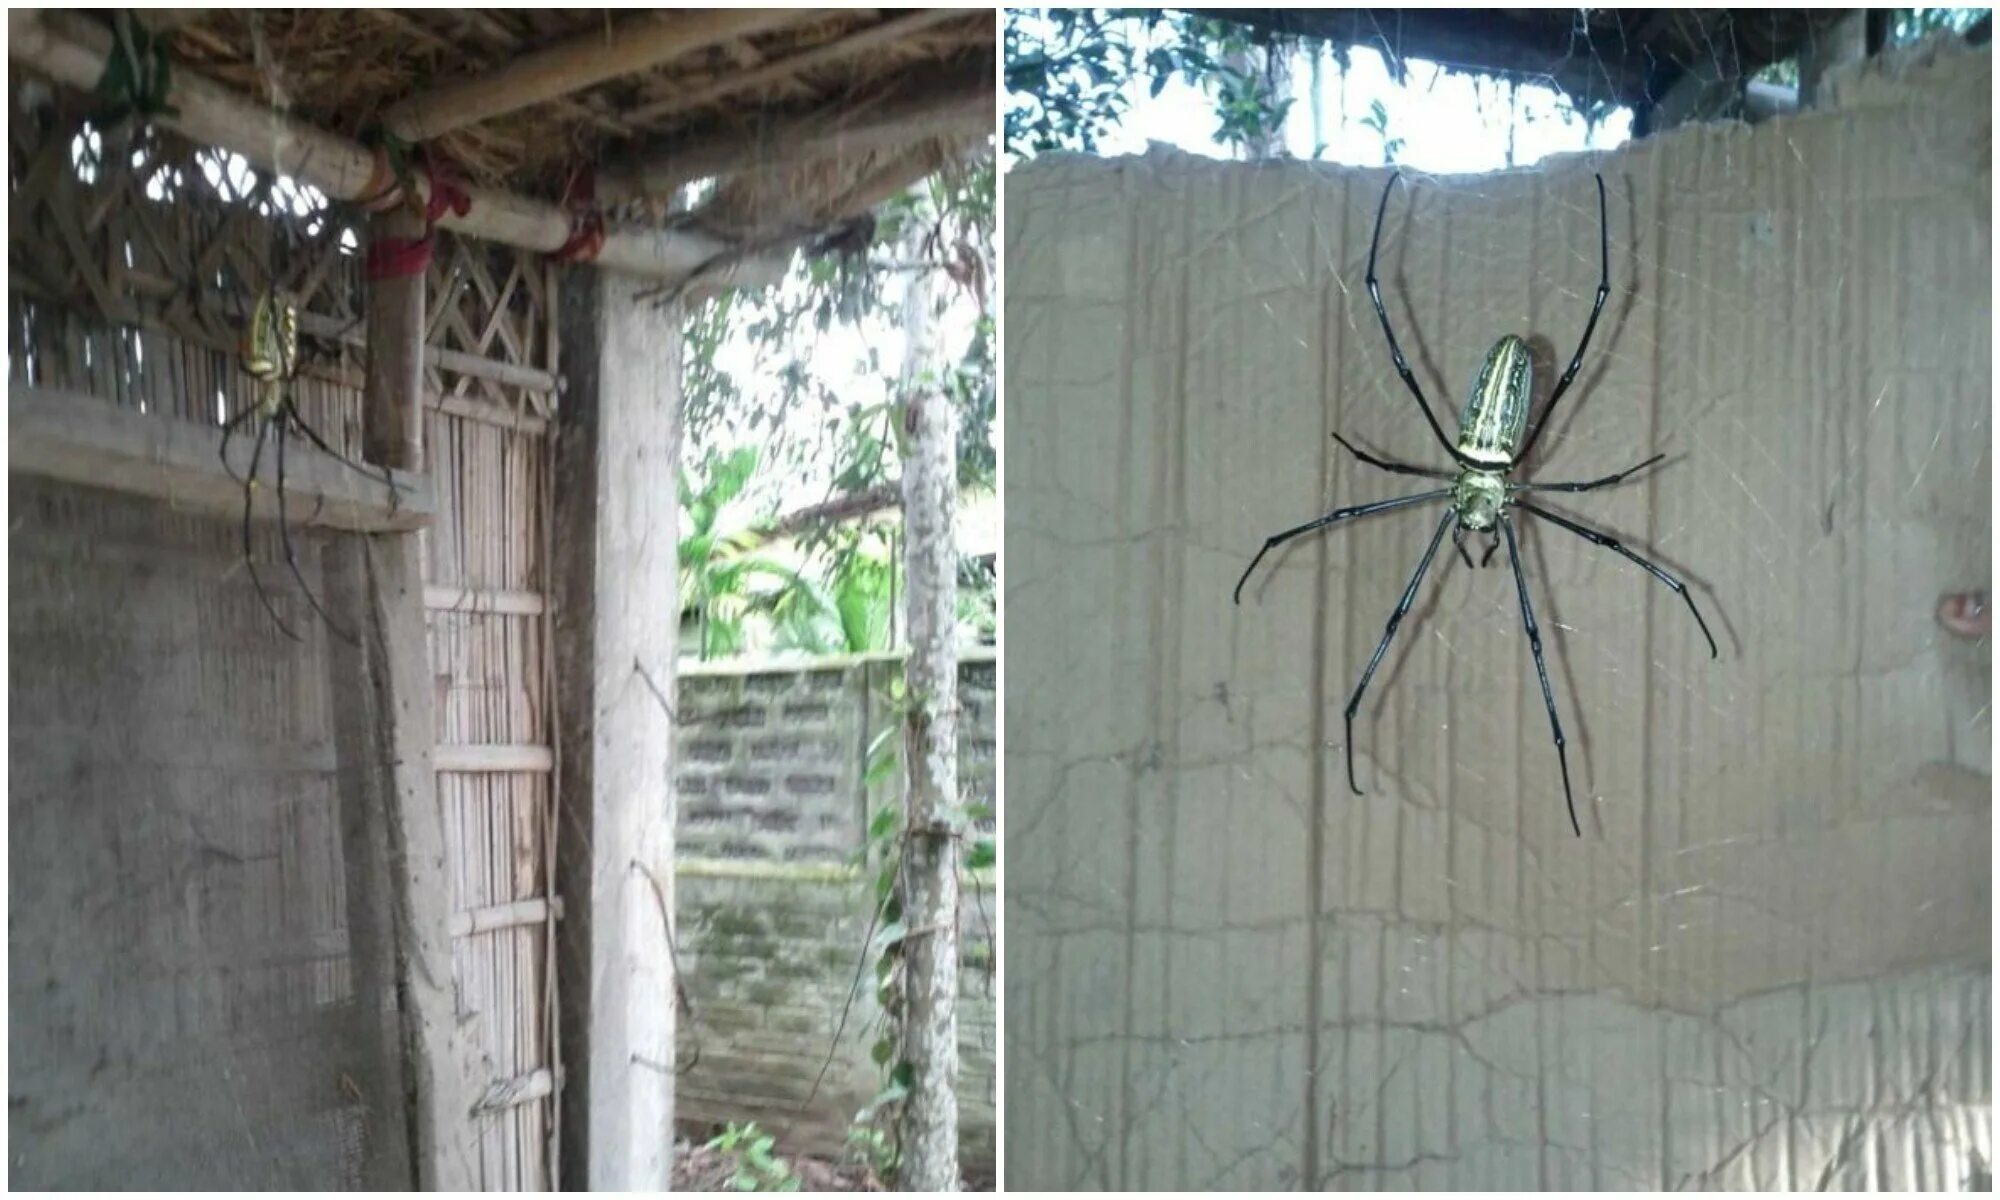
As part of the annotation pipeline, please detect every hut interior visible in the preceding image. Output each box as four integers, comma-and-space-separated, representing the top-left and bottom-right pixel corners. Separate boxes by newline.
6, 8, 994, 1191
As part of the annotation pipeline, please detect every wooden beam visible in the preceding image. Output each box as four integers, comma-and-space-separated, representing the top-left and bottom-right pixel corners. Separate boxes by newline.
599, 57, 996, 201
365, 211, 429, 474
8, 386, 431, 532
552, 269, 681, 1190
621, 9, 972, 127
7, 10, 785, 286
382, 10, 815, 141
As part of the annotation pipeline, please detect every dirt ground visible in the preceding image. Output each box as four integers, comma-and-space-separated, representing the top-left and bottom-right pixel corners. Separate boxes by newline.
672, 1140, 885, 1192
672, 1139, 994, 1192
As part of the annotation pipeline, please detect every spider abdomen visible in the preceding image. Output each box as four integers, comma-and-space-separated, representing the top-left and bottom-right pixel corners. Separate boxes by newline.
1456, 334, 1533, 465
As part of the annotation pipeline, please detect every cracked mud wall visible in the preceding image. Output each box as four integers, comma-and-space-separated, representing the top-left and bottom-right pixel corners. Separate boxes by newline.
1002, 45, 1991, 1190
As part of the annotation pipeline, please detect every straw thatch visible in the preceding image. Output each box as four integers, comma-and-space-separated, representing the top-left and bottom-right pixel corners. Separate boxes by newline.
161, 8, 994, 241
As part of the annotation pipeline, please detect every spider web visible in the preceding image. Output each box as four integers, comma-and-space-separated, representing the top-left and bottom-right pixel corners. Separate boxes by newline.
1002, 22, 1990, 1192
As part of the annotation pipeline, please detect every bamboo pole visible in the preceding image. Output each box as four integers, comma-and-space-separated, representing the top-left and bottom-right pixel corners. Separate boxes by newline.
380, 9, 816, 142
598, 59, 995, 202
6, 10, 782, 285
620, 9, 971, 127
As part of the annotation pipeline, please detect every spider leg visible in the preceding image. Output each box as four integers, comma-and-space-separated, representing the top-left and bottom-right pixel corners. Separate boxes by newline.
1341, 511, 1454, 795
217, 402, 261, 485
1513, 499, 1718, 658
242, 416, 302, 643
1511, 452, 1664, 495
274, 416, 358, 645
284, 398, 400, 507
1365, 173, 1480, 471
1480, 530, 1501, 568
1233, 488, 1450, 606
1501, 515, 1579, 836
1452, 526, 1475, 571
1332, 433, 1454, 481
1513, 173, 1610, 468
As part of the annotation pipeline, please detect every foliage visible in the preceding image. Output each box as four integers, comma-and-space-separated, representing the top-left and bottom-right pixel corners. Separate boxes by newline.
839, 680, 995, 1184
1356, 98, 1404, 165
957, 555, 997, 645
703, 1123, 802, 1192
1891, 7, 1989, 42
1755, 10, 1984, 92
844, 1123, 900, 1180
679, 446, 857, 660
680, 159, 994, 503
678, 152, 996, 663
1005, 9, 1295, 156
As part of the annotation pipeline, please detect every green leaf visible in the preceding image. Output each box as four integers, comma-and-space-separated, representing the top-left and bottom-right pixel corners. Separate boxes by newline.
868, 805, 900, 841
965, 838, 996, 871
871, 1036, 894, 1066
871, 920, 906, 956
864, 1077, 909, 1115
891, 1061, 915, 1090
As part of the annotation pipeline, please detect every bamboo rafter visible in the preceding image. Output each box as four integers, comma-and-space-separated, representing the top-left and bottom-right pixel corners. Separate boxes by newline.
619, 9, 973, 127
7, 9, 785, 285
380, 9, 818, 142
599, 55, 996, 201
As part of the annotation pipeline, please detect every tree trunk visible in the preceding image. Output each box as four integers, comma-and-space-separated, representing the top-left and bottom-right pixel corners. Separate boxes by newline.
894, 247, 960, 1191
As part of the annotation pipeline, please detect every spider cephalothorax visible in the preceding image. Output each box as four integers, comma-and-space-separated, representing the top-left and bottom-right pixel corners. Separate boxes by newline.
1452, 468, 1505, 532
1233, 171, 1718, 837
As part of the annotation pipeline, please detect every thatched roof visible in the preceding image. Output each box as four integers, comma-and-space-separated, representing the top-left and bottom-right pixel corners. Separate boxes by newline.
12, 9, 992, 265
163, 10, 992, 199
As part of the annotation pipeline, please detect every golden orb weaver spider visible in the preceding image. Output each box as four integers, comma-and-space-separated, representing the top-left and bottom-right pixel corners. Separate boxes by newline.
1232, 171, 1718, 837
222, 290, 396, 644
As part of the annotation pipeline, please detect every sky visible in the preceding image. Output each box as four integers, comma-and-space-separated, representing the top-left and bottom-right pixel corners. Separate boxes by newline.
1050, 30, 1633, 173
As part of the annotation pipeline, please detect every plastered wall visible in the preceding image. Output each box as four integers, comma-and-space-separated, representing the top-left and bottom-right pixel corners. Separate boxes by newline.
1003, 45, 1990, 1190
8, 479, 401, 1188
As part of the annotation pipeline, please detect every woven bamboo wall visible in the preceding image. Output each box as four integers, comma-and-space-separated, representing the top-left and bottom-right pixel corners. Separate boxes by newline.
422, 235, 562, 1193
9, 100, 560, 1189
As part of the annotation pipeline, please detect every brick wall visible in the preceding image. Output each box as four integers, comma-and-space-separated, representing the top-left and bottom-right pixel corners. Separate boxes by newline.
674, 651, 997, 1179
